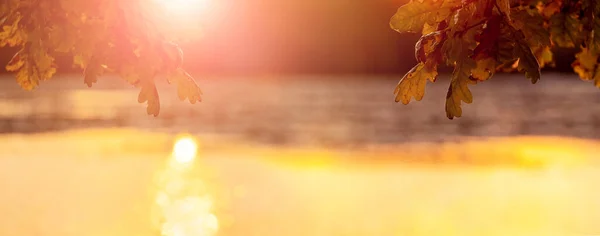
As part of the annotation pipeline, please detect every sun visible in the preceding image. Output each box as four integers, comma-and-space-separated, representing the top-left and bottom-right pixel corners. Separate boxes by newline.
151, 0, 215, 38
156, 0, 209, 16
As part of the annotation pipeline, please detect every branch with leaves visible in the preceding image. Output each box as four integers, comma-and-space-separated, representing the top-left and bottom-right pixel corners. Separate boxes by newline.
0, 0, 201, 116
391, 0, 600, 119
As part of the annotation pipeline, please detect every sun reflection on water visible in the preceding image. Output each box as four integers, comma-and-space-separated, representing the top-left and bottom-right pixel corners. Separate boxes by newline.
173, 137, 198, 164
153, 135, 218, 236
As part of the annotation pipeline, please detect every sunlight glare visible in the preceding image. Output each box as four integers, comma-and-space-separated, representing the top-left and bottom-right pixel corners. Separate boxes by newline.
173, 137, 198, 164
156, 0, 209, 15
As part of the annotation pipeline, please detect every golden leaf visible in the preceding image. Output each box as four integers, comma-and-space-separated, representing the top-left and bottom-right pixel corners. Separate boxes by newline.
442, 31, 478, 119
390, 0, 459, 33
572, 47, 599, 81
168, 69, 203, 104
394, 63, 438, 105
471, 57, 496, 81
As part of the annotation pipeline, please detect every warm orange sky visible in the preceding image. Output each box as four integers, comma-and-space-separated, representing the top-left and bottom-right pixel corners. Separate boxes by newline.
154, 0, 420, 74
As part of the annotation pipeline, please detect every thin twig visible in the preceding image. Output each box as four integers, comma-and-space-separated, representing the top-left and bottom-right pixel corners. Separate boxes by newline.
464, 18, 488, 32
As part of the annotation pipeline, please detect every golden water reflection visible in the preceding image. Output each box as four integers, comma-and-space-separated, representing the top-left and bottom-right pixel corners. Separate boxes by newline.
153, 136, 218, 236
1, 130, 599, 236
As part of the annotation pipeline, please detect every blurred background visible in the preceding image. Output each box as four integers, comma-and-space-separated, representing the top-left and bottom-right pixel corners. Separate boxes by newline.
0, 0, 600, 236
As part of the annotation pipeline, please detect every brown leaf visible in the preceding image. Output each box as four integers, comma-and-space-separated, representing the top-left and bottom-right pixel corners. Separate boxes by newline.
513, 30, 541, 83
83, 56, 104, 87
442, 31, 478, 119
550, 13, 584, 48
511, 9, 551, 47
446, 58, 477, 119
138, 81, 161, 117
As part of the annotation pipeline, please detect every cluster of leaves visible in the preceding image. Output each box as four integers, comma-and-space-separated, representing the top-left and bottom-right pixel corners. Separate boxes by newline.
0, 0, 202, 116
391, 0, 600, 119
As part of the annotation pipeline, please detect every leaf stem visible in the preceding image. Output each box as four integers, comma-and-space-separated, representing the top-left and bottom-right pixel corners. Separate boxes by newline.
463, 18, 488, 33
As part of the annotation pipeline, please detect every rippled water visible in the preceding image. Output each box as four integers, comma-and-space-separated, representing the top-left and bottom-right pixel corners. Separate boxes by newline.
2, 130, 600, 236
1, 73, 599, 145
